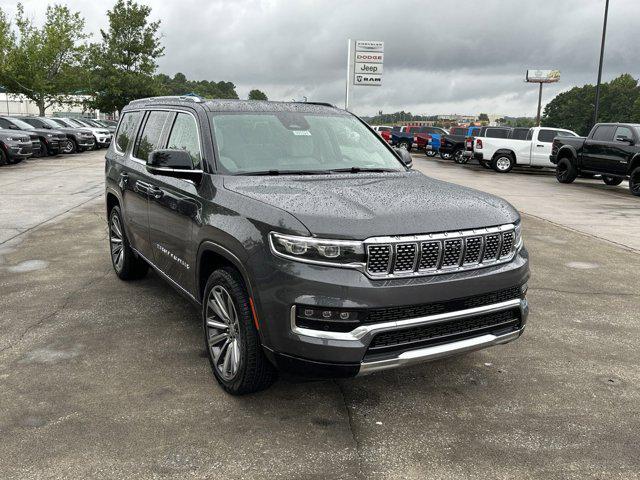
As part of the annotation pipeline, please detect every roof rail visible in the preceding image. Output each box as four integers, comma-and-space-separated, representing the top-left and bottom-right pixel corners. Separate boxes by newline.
129, 95, 203, 105
292, 101, 336, 108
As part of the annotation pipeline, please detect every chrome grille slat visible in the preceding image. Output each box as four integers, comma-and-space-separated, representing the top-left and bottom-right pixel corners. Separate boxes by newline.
364, 224, 518, 279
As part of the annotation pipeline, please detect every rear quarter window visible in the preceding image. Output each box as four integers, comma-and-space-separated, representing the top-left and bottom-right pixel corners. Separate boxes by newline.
114, 111, 143, 154
486, 128, 510, 139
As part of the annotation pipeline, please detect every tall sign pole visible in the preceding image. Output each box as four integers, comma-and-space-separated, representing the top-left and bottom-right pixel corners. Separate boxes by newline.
526, 69, 561, 126
593, 0, 609, 125
344, 40, 384, 111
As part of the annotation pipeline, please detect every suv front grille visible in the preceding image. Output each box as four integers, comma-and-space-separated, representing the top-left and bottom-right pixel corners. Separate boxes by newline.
367, 308, 521, 353
364, 224, 516, 278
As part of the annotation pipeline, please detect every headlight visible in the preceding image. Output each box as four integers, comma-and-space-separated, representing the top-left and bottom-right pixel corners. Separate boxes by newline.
46, 133, 53, 138
5, 137, 22, 141
269, 232, 365, 267
514, 222, 523, 250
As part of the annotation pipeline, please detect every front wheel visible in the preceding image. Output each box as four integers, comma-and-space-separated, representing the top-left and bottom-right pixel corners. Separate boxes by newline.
602, 176, 623, 186
203, 268, 276, 395
492, 154, 514, 173
39, 139, 49, 157
425, 150, 436, 157
629, 167, 640, 196
556, 158, 578, 183
62, 138, 77, 154
453, 149, 464, 164
398, 141, 411, 152
439, 151, 452, 160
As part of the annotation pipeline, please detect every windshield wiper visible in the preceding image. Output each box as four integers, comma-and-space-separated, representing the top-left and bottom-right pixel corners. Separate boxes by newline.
236, 169, 332, 176
329, 167, 399, 174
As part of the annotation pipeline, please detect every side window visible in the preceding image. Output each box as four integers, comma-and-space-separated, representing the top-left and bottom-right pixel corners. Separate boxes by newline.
133, 111, 172, 160
471, 128, 480, 136
114, 111, 142, 154
511, 129, 529, 140
614, 126, 634, 142
486, 128, 509, 139
537, 129, 558, 143
592, 125, 615, 141
0, 118, 14, 129
167, 113, 202, 168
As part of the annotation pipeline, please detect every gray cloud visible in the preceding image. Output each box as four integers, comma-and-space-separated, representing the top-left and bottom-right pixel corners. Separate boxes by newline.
4, 0, 639, 116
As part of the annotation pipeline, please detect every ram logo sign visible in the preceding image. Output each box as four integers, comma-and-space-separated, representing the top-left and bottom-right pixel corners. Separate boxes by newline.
354, 75, 382, 86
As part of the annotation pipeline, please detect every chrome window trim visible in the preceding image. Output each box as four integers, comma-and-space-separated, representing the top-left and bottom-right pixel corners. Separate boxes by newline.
290, 298, 525, 342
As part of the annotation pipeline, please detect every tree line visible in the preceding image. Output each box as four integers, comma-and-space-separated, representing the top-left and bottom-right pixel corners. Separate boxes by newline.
0, 1, 268, 115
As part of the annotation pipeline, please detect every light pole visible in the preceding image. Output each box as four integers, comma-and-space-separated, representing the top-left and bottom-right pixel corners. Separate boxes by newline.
593, 0, 609, 125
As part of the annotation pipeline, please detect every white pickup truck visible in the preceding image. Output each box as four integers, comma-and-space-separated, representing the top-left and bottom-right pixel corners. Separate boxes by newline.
472, 126, 579, 173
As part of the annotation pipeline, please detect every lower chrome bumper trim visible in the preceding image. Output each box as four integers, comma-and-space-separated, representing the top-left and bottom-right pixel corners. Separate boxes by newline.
358, 327, 525, 375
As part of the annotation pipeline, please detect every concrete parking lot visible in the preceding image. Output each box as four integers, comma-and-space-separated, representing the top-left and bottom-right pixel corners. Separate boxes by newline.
1, 151, 639, 479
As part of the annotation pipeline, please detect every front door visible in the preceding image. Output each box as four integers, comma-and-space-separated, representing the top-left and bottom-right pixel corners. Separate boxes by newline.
582, 125, 615, 171
147, 111, 204, 293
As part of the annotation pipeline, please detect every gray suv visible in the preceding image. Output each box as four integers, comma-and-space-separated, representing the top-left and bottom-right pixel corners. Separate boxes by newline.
105, 96, 529, 395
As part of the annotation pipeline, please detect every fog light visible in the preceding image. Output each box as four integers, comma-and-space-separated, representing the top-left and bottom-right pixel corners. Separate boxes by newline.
340, 312, 350, 320
521, 282, 528, 296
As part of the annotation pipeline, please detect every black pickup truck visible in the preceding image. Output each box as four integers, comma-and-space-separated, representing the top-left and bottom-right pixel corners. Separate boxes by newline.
550, 123, 640, 196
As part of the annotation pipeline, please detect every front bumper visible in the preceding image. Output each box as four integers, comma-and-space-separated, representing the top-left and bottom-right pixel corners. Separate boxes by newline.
78, 138, 96, 149
6, 141, 33, 159
95, 135, 112, 146
249, 247, 530, 376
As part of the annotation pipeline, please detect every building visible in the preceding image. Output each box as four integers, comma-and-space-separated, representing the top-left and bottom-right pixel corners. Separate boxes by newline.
0, 92, 111, 119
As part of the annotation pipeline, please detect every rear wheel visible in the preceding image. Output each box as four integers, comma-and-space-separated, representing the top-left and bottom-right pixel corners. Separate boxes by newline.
556, 157, 578, 184
492, 153, 514, 173
453, 149, 464, 164
439, 151, 452, 160
629, 167, 640, 196
602, 176, 623, 186
39, 139, 49, 157
425, 150, 436, 157
108, 205, 148, 280
398, 140, 411, 152
203, 268, 276, 395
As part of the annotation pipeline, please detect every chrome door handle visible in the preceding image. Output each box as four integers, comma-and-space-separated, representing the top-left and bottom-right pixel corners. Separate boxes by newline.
134, 181, 151, 194
149, 186, 164, 199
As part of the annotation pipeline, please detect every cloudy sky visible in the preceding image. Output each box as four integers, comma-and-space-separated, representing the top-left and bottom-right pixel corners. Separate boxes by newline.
3, 0, 639, 117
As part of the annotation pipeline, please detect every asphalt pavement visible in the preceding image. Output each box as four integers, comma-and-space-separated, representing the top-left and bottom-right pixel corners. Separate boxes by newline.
0, 151, 638, 479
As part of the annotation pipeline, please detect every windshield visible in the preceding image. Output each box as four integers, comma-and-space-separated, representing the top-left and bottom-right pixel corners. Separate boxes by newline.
7, 118, 34, 130
60, 118, 83, 128
210, 112, 405, 175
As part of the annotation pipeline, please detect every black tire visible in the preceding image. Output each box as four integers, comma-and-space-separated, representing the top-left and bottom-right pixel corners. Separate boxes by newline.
439, 151, 452, 160
63, 138, 77, 154
425, 150, 436, 157
629, 167, 640, 196
203, 268, 276, 395
491, 153, 515, 173
38, 139, 49, 157
602, 176, 623, 186
556, 157, 578, 184
452, 149, 464, 164
0, 148, 6, 166
398, 140, 412, 152
108, 205, 148, 280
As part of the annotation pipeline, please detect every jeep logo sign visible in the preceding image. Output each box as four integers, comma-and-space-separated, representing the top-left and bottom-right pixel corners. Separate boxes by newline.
352, 40, 384, 87
354, 62, 383, 75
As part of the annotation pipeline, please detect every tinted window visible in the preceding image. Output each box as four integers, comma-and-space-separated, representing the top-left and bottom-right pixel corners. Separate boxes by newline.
134, 111, 172, 160
377, 126, 391, 132
592, 125, 615, 141
0, 118, 16, 129
614, 126, 634, 142
114, 111, 142, 154
167, 113, 201, 168
486, 128, 510, 139
538, 129, 560, 143
511, 129, 530, 140
470, 128, 480, 136
450, 127, 465, 135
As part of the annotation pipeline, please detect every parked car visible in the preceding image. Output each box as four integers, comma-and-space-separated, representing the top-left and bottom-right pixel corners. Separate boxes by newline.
0, 116, 65, 156
438, 126, 481, 162
0, 129, 33, 165
105, 96, 529, 394
472, 126, 578, 173
462, 126, 513, 167
83, 117, 117, 134
371, 125, 392, 143
550, 123, 640, 196
54, 117, 112, 149
389, 125, 414, 150
18, 116, 96, 153
413, 127, 449, 157
0, 117, 42, 157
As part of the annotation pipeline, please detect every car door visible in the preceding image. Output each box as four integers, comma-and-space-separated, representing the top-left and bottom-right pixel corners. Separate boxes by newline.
609, 126, 636, 175
582, 125, 615, 171
147, 110, 204, 292
123, 110, 174, 259
530, 129, 559, 166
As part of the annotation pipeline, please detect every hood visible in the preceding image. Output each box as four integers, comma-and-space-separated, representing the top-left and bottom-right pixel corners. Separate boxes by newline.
27, 127, 66, 137
223, 170, 519, 239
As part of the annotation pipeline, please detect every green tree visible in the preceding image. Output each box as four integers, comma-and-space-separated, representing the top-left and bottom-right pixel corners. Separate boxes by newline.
248, 89, 268, 101
156, 72, 238, 99
542, 74, 640, 135
87, 0, 164, 113
0, 4, 88, 116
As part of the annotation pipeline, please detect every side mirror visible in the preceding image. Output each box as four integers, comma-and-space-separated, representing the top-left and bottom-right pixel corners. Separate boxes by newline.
394, 147, 413, 169
615, 135, 634, 145
146, 149, 203, 182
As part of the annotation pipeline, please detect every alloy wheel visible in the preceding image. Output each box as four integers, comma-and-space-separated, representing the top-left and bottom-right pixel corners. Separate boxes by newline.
62, 141, 74, 154
109, 212, 124, 272
206, 285, 242, 381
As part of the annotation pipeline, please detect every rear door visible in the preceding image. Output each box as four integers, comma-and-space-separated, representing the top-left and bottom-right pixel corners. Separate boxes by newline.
583, 125, 615, 171
147, 110, 204, 291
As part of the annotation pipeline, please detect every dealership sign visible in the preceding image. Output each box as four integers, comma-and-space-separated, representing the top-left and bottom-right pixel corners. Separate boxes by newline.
526, 69, 561, 83
353, 40, 383, 86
